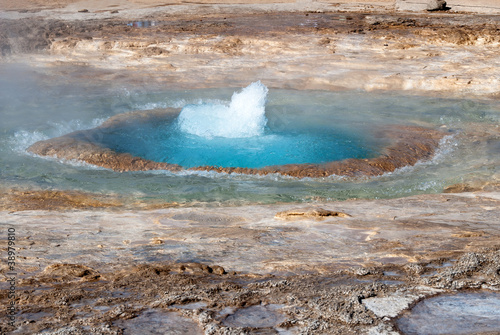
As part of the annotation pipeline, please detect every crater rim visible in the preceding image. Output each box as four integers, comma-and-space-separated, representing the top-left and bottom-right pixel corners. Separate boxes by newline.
27, 107, 449, 178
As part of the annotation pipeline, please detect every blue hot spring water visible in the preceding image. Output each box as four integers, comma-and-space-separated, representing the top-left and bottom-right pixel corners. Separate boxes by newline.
103, 81, 377, 169
1, 64, 499, 204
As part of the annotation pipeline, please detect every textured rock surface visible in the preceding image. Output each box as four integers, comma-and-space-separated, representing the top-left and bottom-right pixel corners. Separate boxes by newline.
1, 192, 500, 334
1, 2, 500, 334
275, 207, 352, 219
2, 10, 500, 96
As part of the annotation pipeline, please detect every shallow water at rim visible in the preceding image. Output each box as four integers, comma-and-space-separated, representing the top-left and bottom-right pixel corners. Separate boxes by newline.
1, 64, 499, 205
396, 291, 500, 335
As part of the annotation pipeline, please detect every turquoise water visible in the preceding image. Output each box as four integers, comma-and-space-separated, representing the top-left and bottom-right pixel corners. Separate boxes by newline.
1, 64, 499, 204
99, 82, 378, 169
104, 124, 377, 169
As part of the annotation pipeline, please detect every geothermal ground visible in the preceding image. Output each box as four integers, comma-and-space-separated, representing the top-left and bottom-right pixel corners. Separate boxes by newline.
1, 1, 500, 334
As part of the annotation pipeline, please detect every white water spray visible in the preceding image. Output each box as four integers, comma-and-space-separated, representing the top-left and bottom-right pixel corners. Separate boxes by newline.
177, 81, 269, 138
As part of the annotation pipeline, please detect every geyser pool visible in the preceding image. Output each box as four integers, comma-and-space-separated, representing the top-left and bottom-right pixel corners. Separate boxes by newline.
2, 65, 499, 204
102, 81, 378, 169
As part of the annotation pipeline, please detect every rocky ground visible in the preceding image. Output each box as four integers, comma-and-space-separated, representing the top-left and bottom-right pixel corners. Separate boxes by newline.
1, 1, 500, 334
2, 3, 500, 95
1, 192, 500, 334
1, 183, 500, 335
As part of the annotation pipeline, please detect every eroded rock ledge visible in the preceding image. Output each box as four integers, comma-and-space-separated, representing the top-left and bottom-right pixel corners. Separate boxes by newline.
27, 108, 447, 178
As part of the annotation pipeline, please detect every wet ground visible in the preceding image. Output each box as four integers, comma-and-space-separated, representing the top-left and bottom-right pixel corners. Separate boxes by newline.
396, 291, 500, 335
1, 191, 500, 334
1, 2, 500, 334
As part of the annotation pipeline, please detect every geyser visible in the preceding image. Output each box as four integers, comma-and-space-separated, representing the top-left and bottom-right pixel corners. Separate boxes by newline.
6, 66, 497, 203
26, 83, 447, 178
177, 81, 268, 138
100, 81, 378, 169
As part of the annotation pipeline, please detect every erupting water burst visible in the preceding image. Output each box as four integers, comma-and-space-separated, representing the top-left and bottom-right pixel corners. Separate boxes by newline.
80, 81, 378, 169
177, 81, 269, 138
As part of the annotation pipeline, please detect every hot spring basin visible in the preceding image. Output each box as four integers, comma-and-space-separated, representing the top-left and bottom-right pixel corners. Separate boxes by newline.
222, 304, 287, 328
112, 309, 203, 335
395, 291, 500, 335
27, 82, 446, 178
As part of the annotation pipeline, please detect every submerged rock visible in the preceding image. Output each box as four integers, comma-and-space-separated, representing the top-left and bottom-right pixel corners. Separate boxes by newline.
223, 304, 286, 328
275, 207, 351, 219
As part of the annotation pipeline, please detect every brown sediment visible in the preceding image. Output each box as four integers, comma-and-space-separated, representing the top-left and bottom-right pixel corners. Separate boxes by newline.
27, 108, 448, 177
275, 207, 352, 219
0, 188, 187, 211
0, 189, 123, 211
